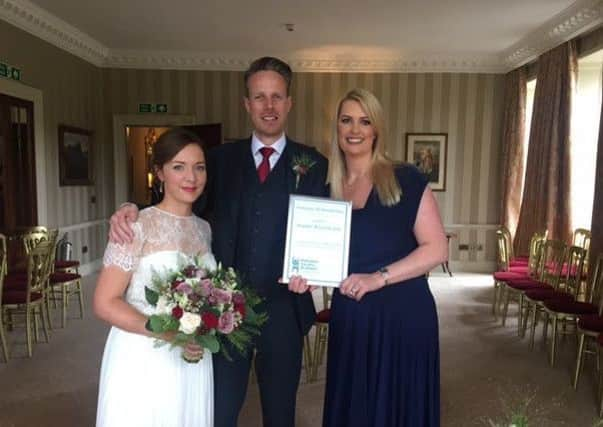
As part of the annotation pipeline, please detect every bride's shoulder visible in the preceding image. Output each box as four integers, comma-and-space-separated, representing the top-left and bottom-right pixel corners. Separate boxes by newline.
134, 206, 169, 234
137, 206, 158, 225
191, 215, 212, 234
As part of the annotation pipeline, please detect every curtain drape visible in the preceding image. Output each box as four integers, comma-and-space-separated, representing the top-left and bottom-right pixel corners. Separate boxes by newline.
588, 68, 603, 275
514, 41, 577, 255
500, 68, 527, 245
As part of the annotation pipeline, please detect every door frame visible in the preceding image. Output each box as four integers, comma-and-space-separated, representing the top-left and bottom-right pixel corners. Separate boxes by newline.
0, 79, 47, 225
112, 114, 195, 208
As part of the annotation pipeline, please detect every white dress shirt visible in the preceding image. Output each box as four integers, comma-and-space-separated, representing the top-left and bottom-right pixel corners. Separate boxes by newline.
251, 132, 287, 170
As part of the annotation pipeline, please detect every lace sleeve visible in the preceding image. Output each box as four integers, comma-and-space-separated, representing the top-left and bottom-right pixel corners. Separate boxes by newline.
102, 222, 144, 272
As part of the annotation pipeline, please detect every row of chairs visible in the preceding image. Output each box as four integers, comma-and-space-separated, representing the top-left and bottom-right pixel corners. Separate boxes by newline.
492, 226, 603, 414
0, 228, 82, 361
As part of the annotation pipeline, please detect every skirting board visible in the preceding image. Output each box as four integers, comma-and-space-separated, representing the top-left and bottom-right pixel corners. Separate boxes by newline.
431, 261, 496, 274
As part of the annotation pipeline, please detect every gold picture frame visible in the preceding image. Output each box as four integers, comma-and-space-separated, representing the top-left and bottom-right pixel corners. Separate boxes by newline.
405, 133, 447, 191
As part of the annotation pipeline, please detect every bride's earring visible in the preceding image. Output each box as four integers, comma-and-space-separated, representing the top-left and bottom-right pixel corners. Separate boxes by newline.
159, 181, 164, 193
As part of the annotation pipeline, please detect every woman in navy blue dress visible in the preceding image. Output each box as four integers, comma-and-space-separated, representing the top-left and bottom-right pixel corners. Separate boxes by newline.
290, 88, 447, 426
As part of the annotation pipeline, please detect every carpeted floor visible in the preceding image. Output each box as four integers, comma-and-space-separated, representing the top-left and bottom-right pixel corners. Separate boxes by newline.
0, 272, 602, 427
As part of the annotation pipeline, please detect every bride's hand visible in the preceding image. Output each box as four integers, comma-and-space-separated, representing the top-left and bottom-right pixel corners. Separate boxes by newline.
183, 342, 204, 360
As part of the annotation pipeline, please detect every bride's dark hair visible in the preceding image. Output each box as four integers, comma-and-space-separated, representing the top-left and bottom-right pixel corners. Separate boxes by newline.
152, 127, 206, 169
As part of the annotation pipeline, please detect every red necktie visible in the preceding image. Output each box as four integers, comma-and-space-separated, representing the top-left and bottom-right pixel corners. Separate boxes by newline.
257, 147, 275, 183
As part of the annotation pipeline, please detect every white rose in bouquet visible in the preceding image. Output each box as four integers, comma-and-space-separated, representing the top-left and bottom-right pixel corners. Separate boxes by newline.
179, 312, 201, 334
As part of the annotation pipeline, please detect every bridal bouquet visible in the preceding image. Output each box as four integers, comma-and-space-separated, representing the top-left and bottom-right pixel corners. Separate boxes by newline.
144, 259, 267, 363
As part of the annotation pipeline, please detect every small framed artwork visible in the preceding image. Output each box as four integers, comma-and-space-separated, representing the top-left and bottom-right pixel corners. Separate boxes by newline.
405, 133, 447, 191
58, 125, 93, 186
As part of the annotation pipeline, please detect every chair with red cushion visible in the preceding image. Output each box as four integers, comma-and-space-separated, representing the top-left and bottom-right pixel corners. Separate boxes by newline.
499, 233, 547, 333
571, 253, 603, 389
492, 229, 538, 316
307, 287, 332, 382
572, 228, 591, 276
48, 270, 84, 328
521, 240, 572, 347
500, 225, 529, 267
4, 229, 57, 329
2, 239, 53, 357
44, 234, 83, 329
54, 259, 80, 274
543, 252, 603, 367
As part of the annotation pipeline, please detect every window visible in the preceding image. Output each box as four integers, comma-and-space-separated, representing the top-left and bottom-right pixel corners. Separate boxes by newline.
570, 50, 602, 229
522, 52, 601, 232
524, 78, 536, 173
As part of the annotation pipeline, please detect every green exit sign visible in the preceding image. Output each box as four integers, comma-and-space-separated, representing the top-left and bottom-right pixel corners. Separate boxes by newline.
139, 103, 168, 113
0, 62, 21, 81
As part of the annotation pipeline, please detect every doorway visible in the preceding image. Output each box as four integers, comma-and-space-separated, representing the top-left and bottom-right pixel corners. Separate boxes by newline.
0, 94, 37, 231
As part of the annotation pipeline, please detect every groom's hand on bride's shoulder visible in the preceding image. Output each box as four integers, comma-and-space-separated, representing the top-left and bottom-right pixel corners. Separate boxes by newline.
109, 202, 139, 244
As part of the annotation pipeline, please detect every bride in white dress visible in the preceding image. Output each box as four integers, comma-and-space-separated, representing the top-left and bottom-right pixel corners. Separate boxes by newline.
94, 128, 214, 427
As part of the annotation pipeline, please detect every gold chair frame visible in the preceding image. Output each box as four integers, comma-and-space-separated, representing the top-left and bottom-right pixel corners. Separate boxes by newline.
500, 232, 547, 335
308, 287, 332, 382
521, 241, 574, 349
2, 239, 53, 357
571, 254, 603, 389
544, 252, 602, 367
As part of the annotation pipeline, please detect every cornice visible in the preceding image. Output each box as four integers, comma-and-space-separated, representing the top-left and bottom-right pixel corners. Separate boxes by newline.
105, 50, 504, 73
502, 0, 603, 71
1, 0, 602, 74
0, 0, 107, 66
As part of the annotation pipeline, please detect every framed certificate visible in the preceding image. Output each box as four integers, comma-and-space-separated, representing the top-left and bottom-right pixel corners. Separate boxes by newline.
282, 195, 352, 287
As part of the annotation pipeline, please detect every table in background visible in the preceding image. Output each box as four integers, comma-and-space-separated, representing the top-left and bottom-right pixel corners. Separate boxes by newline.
441, 233, 457, 276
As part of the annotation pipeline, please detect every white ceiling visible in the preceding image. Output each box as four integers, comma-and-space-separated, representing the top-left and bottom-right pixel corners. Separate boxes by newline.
2, 0, 603, 72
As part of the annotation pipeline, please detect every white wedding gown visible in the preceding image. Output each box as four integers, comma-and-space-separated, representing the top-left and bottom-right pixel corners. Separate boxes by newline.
96, 207, 216, 427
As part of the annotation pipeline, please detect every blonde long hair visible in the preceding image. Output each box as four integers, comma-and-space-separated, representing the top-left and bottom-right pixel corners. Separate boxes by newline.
327, 88, 401, 206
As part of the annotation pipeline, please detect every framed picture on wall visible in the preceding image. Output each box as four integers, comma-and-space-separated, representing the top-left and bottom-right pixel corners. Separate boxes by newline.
58, 125, 93, 186
405, 133, 447, 191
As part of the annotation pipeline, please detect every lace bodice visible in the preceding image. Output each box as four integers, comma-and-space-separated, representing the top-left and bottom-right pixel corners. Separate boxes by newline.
103, 206, 216, 315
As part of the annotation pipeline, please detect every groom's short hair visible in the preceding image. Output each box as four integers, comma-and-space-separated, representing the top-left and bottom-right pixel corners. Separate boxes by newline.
244, 57, 292, 96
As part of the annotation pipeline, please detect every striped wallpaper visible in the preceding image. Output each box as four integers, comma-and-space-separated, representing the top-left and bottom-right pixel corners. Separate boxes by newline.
104, 69, 505, 268
0, 20, 108, 267
2, 19, 504, 270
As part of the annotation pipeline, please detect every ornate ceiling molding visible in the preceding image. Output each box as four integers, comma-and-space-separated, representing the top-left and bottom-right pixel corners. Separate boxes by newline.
1, 0, 602, 74
502, 0, 603, 70
0, 0, 107, 65
105, 50, 504, 73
